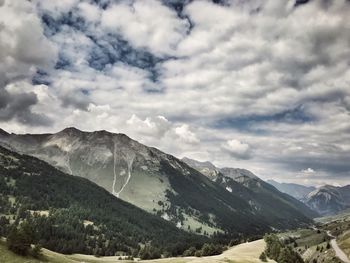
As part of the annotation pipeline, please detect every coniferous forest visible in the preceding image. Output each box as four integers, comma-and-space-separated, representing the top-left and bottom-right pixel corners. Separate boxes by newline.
0, 146, 217, 257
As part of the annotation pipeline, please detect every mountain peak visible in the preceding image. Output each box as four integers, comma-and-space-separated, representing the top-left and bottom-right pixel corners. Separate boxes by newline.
220, 167, 259, 180
58, 127, 83, 135
0, 128, 9, 136
182, 157, 217, 170
93, 129, 110, 134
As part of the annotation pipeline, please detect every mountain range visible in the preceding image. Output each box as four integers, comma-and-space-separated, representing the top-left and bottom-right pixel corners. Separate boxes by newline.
182, 157, 317, 220
267, 180, 316, 200
305, 185, 350, 216
267, 180, 350, 216
0, 127, 315, 237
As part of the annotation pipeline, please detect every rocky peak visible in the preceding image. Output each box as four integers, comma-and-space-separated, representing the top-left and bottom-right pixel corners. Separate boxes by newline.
220, 167, 259, 180
58, 127, 83, 136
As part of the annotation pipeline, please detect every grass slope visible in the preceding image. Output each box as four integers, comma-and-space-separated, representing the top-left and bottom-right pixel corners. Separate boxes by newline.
0, 239, 76, 263
0, 238, 275, 263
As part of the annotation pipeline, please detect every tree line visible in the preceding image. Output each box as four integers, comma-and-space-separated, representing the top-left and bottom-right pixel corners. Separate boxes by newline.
0, 146, 233, 259
261, 234, 304, 263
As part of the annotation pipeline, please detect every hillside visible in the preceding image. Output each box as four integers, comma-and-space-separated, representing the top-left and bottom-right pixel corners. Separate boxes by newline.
0, 146, 206, 256
0, 128, 313, 237
267, 180, 350, 216
182, 157, 318, 221
0, 237, 275, 263
279, 210, 350, 263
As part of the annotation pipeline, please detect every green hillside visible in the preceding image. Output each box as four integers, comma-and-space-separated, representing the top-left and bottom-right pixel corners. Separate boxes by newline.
0, 146, 206, 257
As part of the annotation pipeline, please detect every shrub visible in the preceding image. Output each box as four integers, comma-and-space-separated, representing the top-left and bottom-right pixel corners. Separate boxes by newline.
139, 245, 161, 260
30, 245, 42, 259
259, 251, 267, 262
7, 224, 32, 256
183, 246, 196, 256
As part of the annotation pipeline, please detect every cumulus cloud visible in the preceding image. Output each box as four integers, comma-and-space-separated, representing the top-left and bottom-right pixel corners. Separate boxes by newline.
1, 0, 350, 185
34, 0, 79, 18
127, 114, 171, 138
0, 0, 57, 125
0, 84, 51, 125
101, 0, 189, 56
302, 168, 315, 174
175, 124, 200, 145
77, 2, 101, 23
0, 0, 57, 77
222, 139, 252, 159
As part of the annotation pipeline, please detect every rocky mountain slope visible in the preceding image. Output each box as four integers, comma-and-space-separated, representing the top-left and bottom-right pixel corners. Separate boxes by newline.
182, 157, 318, 220
305, 185, 350, 216
0, 128, 313, 236
266, 180, 316, 200
266, 179, 350, 216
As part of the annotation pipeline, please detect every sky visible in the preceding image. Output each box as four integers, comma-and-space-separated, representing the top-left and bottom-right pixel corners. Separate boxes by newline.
0, 0, 350, 186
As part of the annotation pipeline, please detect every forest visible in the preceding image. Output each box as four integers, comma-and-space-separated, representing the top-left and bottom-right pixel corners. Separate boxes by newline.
0, 146, 230, 258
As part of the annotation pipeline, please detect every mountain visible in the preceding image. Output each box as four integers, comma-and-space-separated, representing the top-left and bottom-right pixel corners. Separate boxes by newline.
0, 145, 206, 256
305, 185, 350, 216
181, 157, 220, 181
266, 180, 316, 200
0, 128, 313, 237
182, 157, 318, 220
266, 179, 350, 216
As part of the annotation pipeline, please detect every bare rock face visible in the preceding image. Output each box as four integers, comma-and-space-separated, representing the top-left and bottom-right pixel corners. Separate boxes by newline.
305, 185, 350, 215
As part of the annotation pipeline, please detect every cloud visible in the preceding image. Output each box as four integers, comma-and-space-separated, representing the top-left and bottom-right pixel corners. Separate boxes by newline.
175, 124, 200, 145
127, 114, 171, 138
222, 139, 252, 159
77, 2, 101, 23
0, 0, 57, 77
0, 83, 51, 125
101, 0, 189, 55
301, 168, 316, 176
0, 0, 57, 126
34, 0, 79, 18
1, 0, 350, 185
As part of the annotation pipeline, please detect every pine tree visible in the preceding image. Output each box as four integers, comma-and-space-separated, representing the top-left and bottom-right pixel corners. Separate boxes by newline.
259, 251, 268, 262
7, 225, 32, 256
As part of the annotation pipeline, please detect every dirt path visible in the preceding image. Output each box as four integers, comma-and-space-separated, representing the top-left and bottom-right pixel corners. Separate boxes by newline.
331, 239, 350, 263
327, 231, 350, 263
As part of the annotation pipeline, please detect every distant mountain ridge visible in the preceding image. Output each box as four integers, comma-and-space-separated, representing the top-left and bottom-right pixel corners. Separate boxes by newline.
181, 157, 318, 220
266, 179, 350, 216
266, 179, 316, 200
0, 128, 314, 237
305, 185, 350, 216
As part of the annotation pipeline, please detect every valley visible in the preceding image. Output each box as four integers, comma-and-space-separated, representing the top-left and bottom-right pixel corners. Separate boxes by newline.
0, 130, 349, 263
0, 128, 315, 236
1, 0, 349, 262
276, 211, 350, 263
2, 213, 350, 263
